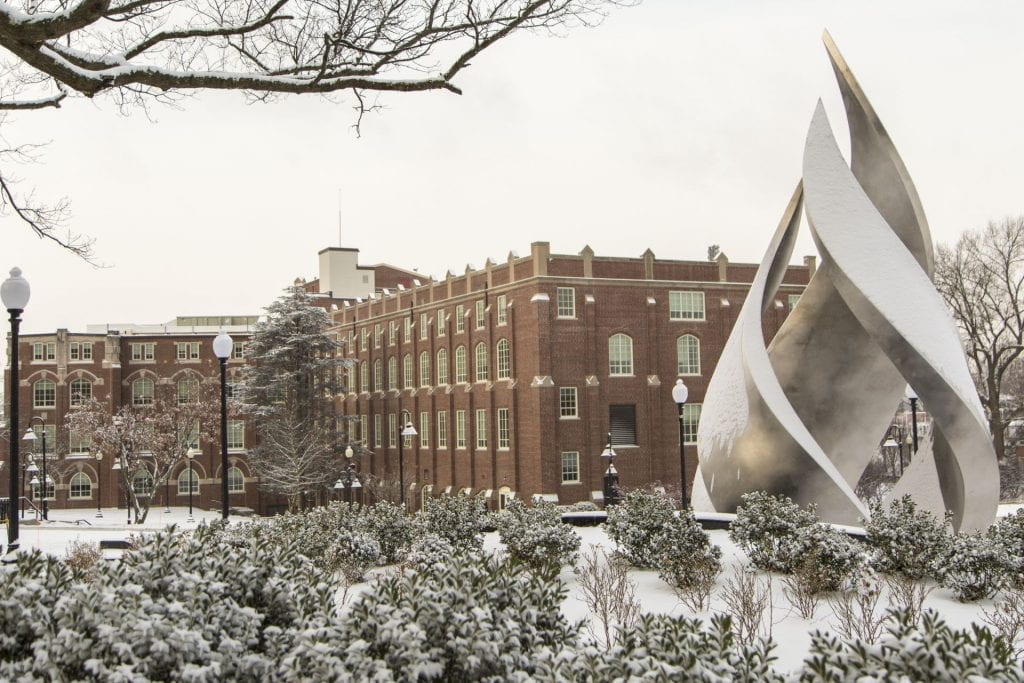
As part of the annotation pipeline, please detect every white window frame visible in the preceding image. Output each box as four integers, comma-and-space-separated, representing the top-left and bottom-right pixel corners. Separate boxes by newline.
669, 291, 706, 321
389, 321, 397, 346
69, 378, 92, 407
455, 410, 467, 449
475, 409, 487, 450
497, 408, 510, 449
131, 343, 155, 361
132, 378, 154, 406
227, 466, 245, 493
437, 309, 446, 336
496, 339, 511, 379
420, 313, 429, 340
419, 351, 430, 387
374, 414, 382, 448
682, 403, 702, 444
496, 294, 507, 325
559, 387, 578, 418
388, 356, 398, 390
403, 354, 414, 389
175, 342, 200, 360
360, 362, 368, 392
677, 334, 701, 376
374, 359, 383, 391
69, 472, 92, 499
455, 304, 465, 333
455, 346, 467, 383
561, 451, 580, 483
33, 379, 55, 408
437, 411, 448, 449
608, 333, 634, 376
474, 343, 488, 382
556, 287, 576, 318
389, 413, 397, 448
227, 420, 245, 450
177, 468, 200, 495
436, 348, 448, 385
474, 300, 485, 330
419, 412, 429, 449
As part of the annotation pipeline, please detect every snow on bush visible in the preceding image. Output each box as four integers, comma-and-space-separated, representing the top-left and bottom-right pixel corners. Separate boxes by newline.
657, 508, 723, 611
568, 501, 600, 512
404, 532, 457, 574
496, 499, 580, 569
790, 524, 864, 593
416, 494, 489, 552
604, 488, 678, 568
993, 509, 1024, 590
362, 500, 415, 563
729, 491, 818, 572
864, 495, 950, 580
932, 531, 1010, 602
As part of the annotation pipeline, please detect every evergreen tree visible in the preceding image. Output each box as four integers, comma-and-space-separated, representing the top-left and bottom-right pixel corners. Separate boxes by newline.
240, 287, 351, 510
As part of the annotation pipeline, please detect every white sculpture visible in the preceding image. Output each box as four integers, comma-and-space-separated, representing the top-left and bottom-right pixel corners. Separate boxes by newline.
696, 32, 998, 532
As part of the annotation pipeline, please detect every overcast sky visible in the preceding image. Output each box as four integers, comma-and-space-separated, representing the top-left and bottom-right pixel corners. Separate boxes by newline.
3, 0, 1022, 344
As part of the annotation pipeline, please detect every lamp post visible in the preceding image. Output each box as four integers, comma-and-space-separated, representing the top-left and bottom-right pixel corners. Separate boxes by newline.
111, 456, 128, 524
186, 451, 195, 523
25, 458, 38, 518
906, 385, 919, 454
23, 418, 48, 520
213, 328, 233, 521
334, 444, 363, 504
672, 379, 690, 509
3, 267, 30, 550
95, 450, 103, 518
600, 432, 621, 507
397, 410, 417, 510
113, 415, 132, 524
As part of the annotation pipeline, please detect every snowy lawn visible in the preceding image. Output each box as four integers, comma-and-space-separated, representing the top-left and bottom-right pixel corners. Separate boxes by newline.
12, 503, 1021, 676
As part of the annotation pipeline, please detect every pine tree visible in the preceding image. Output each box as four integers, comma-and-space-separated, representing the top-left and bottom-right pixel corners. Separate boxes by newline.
240, 287, 351, 510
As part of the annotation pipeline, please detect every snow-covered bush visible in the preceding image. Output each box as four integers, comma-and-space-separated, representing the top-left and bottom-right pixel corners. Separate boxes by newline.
992, 509, 1024, 590
729, 491, 818, 572
604, 488, 678, 567
802, 609, 1024, 681
496, 499, 580, 569
361, 500, 415, 563
932, 531, 1009, 602
553, 613, 783, 682
324, 527, 382, 582
403, 532, 457, 573
62, 539, 102, 579
568, 501, 599, 512
657, 508, 722, 611
864, 495, 950, 580
792, 524, 863, 593
415, 494, 488, 551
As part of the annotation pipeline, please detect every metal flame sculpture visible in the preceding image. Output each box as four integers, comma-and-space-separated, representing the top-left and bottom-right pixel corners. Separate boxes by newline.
696, 32, 998, 532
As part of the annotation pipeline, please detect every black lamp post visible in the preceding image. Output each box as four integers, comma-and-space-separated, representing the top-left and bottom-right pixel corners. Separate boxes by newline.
213, 329, 233, 521
334, 445, 363, 504
95, 450, 103, 518
672, 378, 690, 509
25, 458, 38, 517
23, 418, 49, 520
186, 451, 195, 523
905, 385, 919, 454
397, 410, 417, 510
601, 432, 621, 507
3, 267, 29, 550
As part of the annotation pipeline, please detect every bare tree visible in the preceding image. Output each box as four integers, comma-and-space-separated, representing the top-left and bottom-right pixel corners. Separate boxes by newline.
935, 216, 1024, 461
245, 412, 337, 511
0, 0, 634, 258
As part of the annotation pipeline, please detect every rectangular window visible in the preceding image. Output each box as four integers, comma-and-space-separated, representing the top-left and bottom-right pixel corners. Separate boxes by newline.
69, 431, 92, 455
228, 420, 245, 449
69, 342, 93, 361
788, 294, 801, 310
609, 404, 637, 447
374, 324, 382, 348
496, 294, 508, 325
455, 410, 467, 449
32, 342, 56, 361
389, 414, 397, 448
420, 313, 429, 340
374, 361, 383, 391
360, 415, 368, 444
556, 287, 576, 318
175, 342, 200, 359
131, 343, 155, 361
184, 423, 200, 450
437, 411, 448, 449
30, 424, 57, 450
475, 409, 487, 449
497, 408, 510, 449
232, 341, 247, 359
682, 403, 702, 444
559, 387, 578, 418
389, 321, 397, 346
669, 291, 706, 321
374, 414, 382, 448
455, 304, 465, 333
475, 300, 485, 329
33, 381, 55, 408
360, 362, 368, 392
561, 451, 580, 483
420, 412, 429, 448
403, 317, 412, 343
436, 310, 446, 336
360, 328, 368, 351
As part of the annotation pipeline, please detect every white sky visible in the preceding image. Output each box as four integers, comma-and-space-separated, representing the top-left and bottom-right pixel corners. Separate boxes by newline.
2, 0, 1022, 343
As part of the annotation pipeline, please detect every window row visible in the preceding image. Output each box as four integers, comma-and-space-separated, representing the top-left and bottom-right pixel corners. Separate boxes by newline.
353, 408, 512, 451
606, 333, 702, 377
356, 295, 514, 353
26, 467, 246, 501
358, 340, 513, 392
20, 419, 245, 454
30, 341, 96, 362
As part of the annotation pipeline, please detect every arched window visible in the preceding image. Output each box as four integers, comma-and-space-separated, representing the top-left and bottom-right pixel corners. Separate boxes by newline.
677, 335, 701, 375
419, 351, 430, 387
228, 466, 245, 493
132, 470, 154, 497
132, 378, 154, 405
33, 379, 55, 408
69, 378, 92, 406
403, 354, 414, 389
176, 376, 199, 404
475, 343, 489, 382
359, 361, 368, 392
388, 357, 398, 390
455, 346, 467, 383
69, 472, 92, 499
608, 334, 633, 376
496, 339, 511, 379
373, 359, 383, 391
436, 348, 449, 385
177, 468, 199, 495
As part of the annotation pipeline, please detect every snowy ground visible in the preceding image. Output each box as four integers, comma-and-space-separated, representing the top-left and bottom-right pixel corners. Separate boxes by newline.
12, 504, 1021, 675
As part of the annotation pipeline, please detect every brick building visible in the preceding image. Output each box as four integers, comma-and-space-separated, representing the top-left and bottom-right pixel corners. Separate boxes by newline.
334, 242, 813, 510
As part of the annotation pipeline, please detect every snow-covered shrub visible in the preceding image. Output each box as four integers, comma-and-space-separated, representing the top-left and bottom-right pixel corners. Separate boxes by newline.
283, 552, 577, 680
792, 524, 863, 593
63, 539, 102, 579
415, 494, 489, 551
801, 609, 1024, 681
657, 508, 722, 612
604, 488, 678, 567
496, 499, 580, 569
932, 531, 1009, 602
361, 500, 415, 563
403, 532, 457, 573
554, 613, 783, 682
992, 509, 1024, 589
323, 527, 382, 582
729, 491, 818, 572
568, 501, 599, 512
864, 495, 950, 580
